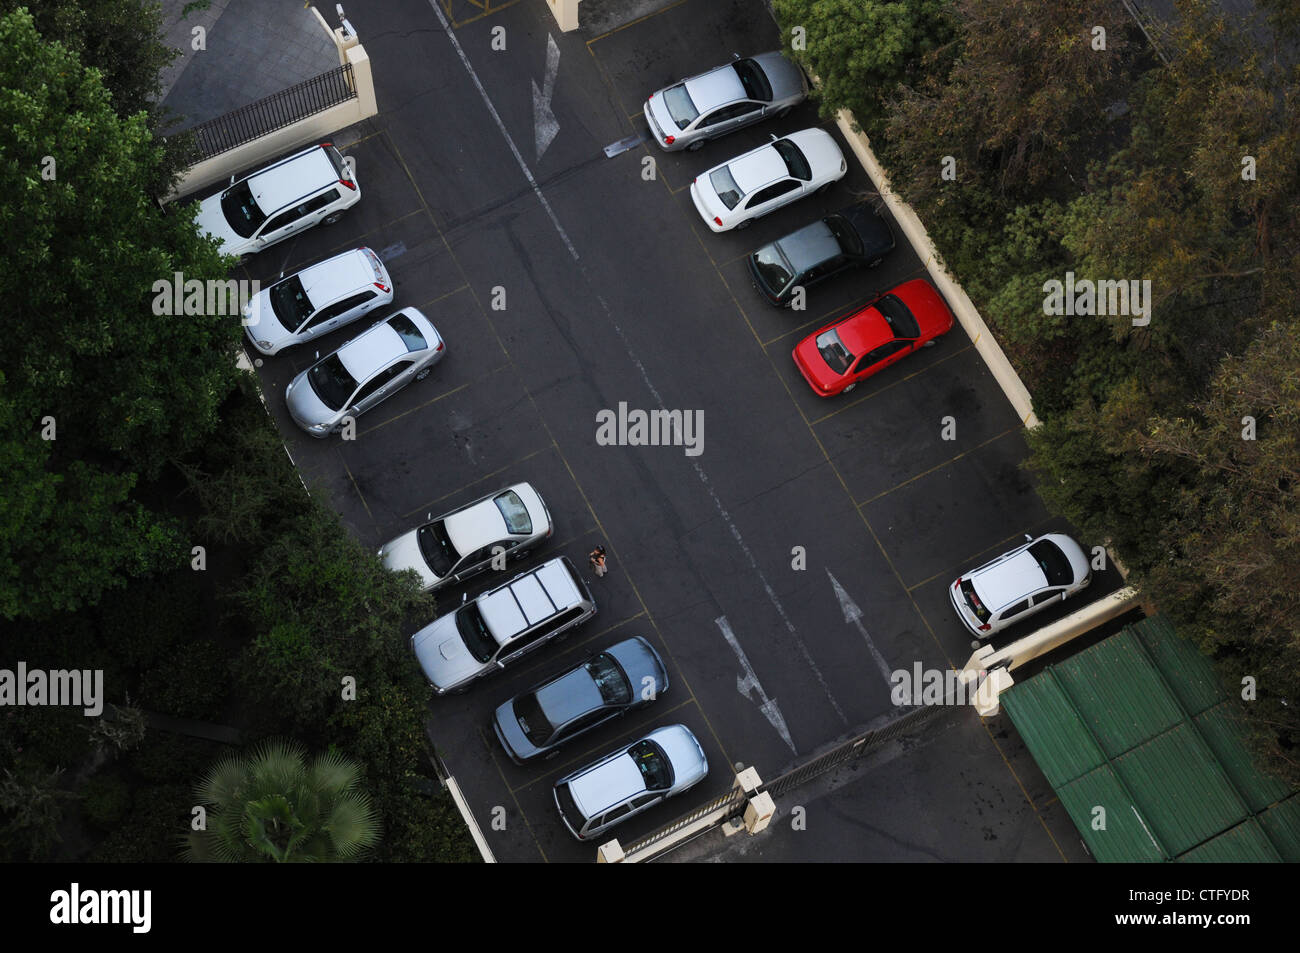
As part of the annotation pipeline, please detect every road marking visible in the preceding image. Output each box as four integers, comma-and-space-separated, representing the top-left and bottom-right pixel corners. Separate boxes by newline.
603, 133, 643, 158
425, 0, 579, 261
532, 34, 561, 160
378, 240, 407, 261
827, 570, 894, 687
716, 616, 796, 755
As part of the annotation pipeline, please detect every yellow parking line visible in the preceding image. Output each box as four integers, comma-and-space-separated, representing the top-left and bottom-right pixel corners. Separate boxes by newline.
586, 0, 693, 46
402, 444, 553, 518
855, 426, 1019, 509
807, 343, 975, 426
905, 518, 1057, 593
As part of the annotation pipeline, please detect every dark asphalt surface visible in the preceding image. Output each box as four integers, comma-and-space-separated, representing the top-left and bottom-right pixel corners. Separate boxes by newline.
230, 0, 1115, 862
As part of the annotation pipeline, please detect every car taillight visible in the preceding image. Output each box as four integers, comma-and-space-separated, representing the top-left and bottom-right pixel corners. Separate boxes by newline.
435, 342, 444, 352
665, 135, 675, 145
339, 178, 356, 190
713, 217, 723, 226
955, 577, 962, 588
978, 624, 991, 632
374, 282, 389, 293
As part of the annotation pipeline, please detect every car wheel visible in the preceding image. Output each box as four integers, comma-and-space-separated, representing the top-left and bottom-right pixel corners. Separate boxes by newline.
923, 334, 944, 349
815, 182, 832, 195
322, 211, 343, 225
415, 367, 432, 381
868, 257, 882, 268
687, 138, 706, 152
842, 383, 857, 394
734, 218, 753, 230
775, 106, 792, 120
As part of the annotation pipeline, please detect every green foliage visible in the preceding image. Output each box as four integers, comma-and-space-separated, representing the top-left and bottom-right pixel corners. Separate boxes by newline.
90, 782, 189, 862
774, 0, 954, 132
138, 639, 229, 721
0, 766, 79, 861
184, 739, 381, 862
82, 774, 132, 830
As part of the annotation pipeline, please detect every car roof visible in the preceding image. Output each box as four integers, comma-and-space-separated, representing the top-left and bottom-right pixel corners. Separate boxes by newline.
245, 146, 336, 214
836, 307, 893, 355
442, 498, 510, 556
478, 558, 583, 642
973, 550, 1047, 611
778, 220, 841, 273
535, 666, 604, 729
296, 249, 372, 305
684, 64, 746, 113
336, 319, 408, 382
728, 145, 787, 194
568, 748, 645, 818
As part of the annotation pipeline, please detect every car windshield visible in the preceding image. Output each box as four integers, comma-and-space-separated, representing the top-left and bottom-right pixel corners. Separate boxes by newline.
388, 313, 427, 351
732, 59, 773, 101
514, 692, 554, 746
268, 276, 314, 332
751, 243, 795, 294
416, 520, 458, 578
306, 354, 358, 411
1029, 540, 1074, 587
876, 294, 920, 339
455, 603, 497, 663
587, 653, 632, 706
960, 578, 991, 623
815, 328, 854, 375
709, 167, 743, 210
662, 83, 698, 128
219, 181, 266, 238
773, 139, 812, 180
493, 490, 532, 535
628, 740, 673, 791
826, 214, 864, 257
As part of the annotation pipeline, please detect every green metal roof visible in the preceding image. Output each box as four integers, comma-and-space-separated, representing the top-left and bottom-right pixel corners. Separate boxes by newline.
1002, 612, 1297, 862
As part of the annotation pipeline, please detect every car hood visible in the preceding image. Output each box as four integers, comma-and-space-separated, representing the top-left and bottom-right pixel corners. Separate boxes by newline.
284, 370, 340, 431
411, 614, 483, 691
242, 288, 291, 346
379, 529, 440, 590
651, 725, 709, 792
784, 128, 845, 175
194, 193, 251, 256
893, 279, 955, 339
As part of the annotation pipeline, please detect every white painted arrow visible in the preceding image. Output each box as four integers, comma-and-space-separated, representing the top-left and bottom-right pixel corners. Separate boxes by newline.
716, 616, 797, 755
531, 33, 561, 160
827, 570, 896, 687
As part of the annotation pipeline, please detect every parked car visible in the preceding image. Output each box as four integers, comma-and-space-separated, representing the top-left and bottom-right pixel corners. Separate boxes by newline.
644, 51, 807, 152
379, 483, 553, 592
792, 278, 954, 396
553, 724, 708, 841
689, 128, 846, 232
411, 556, 596, 695
493, 637, 669, 764
949, 533, 1092, 639
747, 203, 895, 307
284, 307, 444, 437
243, 247, 392, 355
195, 142, 358, 259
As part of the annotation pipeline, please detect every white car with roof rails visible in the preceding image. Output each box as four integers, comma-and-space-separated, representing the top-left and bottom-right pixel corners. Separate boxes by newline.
194, 142, 359, 259
411, 556, 596, 695
378, 482, 553, 593
644, 51, 808, 152
553, 724, 709, 841
243, 247, 392, 355
949, 533, 1092, 639
284, 307, 444, 437
689, 128, 846, 232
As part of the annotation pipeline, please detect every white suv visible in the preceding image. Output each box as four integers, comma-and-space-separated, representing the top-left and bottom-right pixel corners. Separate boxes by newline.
195, 142, 359, 259
949, 533, 1092, 639
243, 247, 392, 355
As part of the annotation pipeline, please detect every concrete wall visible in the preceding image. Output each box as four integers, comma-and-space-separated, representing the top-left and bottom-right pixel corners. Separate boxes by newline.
545, 0, 581, 31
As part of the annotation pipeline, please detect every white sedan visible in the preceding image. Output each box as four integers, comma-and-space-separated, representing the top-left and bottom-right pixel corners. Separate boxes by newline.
689, 128, 846, 232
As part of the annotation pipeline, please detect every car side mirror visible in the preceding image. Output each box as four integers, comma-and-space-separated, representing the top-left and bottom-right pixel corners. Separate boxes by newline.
1024, 533, 1033, 542
732, 52, 740, 60
496, 659, 506, 670
461, 592, 469, 605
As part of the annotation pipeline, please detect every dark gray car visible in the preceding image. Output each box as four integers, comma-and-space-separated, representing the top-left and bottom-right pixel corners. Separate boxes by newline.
747, 202, 896, 307
492, 637, 668, 764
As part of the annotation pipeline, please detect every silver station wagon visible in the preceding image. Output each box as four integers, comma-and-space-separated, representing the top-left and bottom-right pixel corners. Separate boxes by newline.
553, 724, 708, 842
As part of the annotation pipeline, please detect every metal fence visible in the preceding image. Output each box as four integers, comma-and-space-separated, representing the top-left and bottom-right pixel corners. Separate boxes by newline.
187, 63, 356, 161
620, 787, 748, 858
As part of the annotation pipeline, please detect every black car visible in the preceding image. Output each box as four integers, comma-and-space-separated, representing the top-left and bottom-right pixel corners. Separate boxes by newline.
746, 202, 895, 307
492, 637, 669, 764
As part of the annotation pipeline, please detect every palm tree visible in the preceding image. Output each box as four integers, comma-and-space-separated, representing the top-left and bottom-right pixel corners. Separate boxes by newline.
183, 739, 380, 862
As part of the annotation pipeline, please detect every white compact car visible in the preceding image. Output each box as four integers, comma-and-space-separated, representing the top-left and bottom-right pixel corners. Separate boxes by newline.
194, 142, 359, 259
689, 128, 846, 232
243, 247, 392, 355
379, 483, 553, 592
949, 533, 1092, 639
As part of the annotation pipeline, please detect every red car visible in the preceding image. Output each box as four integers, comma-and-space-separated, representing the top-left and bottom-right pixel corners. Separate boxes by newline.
792, 279, 955, 396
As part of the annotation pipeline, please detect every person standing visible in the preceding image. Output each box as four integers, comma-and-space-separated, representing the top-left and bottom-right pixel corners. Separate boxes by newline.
589, 546, 607, 577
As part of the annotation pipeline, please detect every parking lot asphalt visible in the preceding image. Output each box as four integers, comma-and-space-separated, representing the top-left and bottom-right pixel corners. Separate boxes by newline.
226, 0, 1117, 861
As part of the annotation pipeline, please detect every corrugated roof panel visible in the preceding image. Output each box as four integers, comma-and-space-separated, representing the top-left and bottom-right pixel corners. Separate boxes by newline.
1175, 819, 1282, 863
1113, 723, 1248, 856
1194, 703, 1293, 812
1258, 796, 1300, 862
1059, 766, 1166, 862
1001, 671, 1106, 788
1053, 630, 1184, 758
1132, 613, 1224, 715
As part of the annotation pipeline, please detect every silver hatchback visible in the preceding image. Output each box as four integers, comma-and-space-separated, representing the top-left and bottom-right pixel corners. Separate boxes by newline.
644, 52, 808, 152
